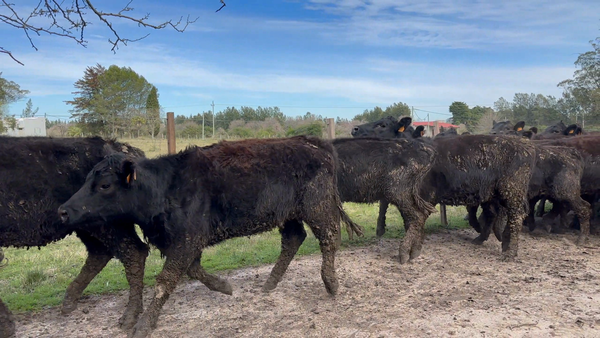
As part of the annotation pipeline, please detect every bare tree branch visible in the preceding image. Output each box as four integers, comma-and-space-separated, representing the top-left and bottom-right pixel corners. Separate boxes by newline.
216, 0, 226, 13
0, 0, 223, 66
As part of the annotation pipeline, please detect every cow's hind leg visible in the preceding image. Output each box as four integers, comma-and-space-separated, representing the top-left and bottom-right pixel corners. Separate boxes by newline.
467, 205, 481, 233
0, 298, 15, 338
472, 202, 496, 245
187, 253, 233, 295
262, 219, 307, 292
130, 252, 196, 338
500, 203, 526, 262
565, 198, 591, 246
62, 233, 112, 315
376, 199, 390, 237
397, 206, 429, 264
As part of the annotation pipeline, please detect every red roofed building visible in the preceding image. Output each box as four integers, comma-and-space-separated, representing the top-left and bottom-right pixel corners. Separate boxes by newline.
412, 121, 461, 137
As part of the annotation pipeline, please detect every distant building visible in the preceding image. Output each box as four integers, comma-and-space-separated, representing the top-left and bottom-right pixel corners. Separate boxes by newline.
2, 117, 47, 137
413, 121, 460, 137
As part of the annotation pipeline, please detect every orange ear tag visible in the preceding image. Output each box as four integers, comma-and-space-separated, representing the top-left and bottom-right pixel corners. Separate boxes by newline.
516, 127, 523, 131
420, 131, 425, 136
398, 126, 405, 133
569, 130, 574, 134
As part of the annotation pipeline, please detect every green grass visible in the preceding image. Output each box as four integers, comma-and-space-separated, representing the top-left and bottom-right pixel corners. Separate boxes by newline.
0, 137, 471, 313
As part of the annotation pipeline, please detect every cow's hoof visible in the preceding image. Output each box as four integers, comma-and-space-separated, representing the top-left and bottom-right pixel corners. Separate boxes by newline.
575, 235, 588, 246
471, 236, 486, 245
119, 308, 142, 331
376, 225, 386, 238
129, 319, 153, 338
500, 253, 518, 262
398, 251, 410, 265
261, 281, 277, 293
60, 301, 77, 315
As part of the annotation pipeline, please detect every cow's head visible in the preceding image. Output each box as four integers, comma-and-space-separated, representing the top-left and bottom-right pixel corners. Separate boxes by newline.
58, 153, 139, 226
351, 116, 413, 138
412, 125, 426, 138
543, 120, 567, 135
563, 124, 583, 136
490, 120, 513, 134
434, 127, 458, 139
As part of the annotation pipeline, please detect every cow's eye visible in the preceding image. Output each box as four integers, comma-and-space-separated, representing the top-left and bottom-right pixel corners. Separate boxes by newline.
99, 184, 111, 191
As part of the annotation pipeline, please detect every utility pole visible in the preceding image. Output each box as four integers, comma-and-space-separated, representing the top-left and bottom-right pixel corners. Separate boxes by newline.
211, 101, 215, 138
411, 106, 414, 119
202, 112, 205, 139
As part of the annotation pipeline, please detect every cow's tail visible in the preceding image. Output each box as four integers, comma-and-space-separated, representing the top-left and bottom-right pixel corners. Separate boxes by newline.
337, 196, 364, 240
409, 158, 438, 215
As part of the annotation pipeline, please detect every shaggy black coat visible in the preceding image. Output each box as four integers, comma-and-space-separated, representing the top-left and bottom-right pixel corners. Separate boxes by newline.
0, 136, 148, 334
59, 135, 357, 338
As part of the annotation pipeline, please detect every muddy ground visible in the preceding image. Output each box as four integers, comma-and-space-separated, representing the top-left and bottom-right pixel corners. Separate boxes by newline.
14, 226, 600, 338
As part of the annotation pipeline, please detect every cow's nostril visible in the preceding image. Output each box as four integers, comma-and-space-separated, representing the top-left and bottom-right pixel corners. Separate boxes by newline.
59, 208, 69, 223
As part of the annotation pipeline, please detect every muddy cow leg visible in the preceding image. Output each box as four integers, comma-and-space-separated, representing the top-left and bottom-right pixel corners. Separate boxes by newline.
397, 206, 429, 264
472, 202, 496, 245
500, 203, 526, 262
62, 233, 112, 315
536, 198, 547, 217
261, 220, 307, 292
525, 198, 540, 232
187, 253, 233, 295
311, 222, 340, 295
0, 297, 15, 338
130, 251, 196, 338
564, 198, 591, 246
467, 205, 481, 233
376, 199, 390, 237
114, 226, 150, 331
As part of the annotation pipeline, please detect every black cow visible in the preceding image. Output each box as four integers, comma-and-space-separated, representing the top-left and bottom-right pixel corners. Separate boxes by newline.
0, 137, 147, 336
351, 123, 536, 261
532, 136, 600, 229
333, 137, 437, 255
351, 116, 415, 139
59, 136, 359, 338
473, 144, 590, 245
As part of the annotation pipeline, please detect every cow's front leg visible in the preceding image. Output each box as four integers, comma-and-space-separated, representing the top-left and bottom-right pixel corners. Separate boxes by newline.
130, 252, 195, 338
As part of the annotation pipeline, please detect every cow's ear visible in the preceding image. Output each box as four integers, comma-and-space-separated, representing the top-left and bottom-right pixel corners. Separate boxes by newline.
397, 117, 412, 133
413, 125, 425, 138
121, 159, 137, 185
514, 121, 525, 131
521, 131, 534, 139
564, 124, 578, 135
576, 127, 583, 135
529, 127, 538, 134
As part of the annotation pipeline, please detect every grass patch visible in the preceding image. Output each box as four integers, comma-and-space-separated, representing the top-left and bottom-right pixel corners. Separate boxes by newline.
0, 137, 471, 313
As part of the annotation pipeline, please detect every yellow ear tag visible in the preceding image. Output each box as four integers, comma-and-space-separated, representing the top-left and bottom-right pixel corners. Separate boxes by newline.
569, 129, 574, 134
398, 126, 405, 133
517, 127, 523, 131
126, 172, 136, 183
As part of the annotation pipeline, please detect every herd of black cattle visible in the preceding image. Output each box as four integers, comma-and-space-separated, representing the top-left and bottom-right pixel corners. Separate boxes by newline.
0, 117, 598, 338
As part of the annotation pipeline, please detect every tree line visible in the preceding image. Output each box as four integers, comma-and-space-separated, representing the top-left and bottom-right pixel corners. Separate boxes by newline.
3, 36, 599, 138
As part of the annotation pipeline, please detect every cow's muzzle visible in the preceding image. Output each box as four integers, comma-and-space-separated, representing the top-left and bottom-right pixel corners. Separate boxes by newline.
58, 206, 70, 223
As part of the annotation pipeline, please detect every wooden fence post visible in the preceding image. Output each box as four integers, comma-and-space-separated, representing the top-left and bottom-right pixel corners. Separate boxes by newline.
431, 120, 449, 226
326, 118, 335, 139
167, 112, 176, 155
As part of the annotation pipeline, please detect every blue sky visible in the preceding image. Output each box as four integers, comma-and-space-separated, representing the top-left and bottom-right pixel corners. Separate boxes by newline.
1, 0, 599, 122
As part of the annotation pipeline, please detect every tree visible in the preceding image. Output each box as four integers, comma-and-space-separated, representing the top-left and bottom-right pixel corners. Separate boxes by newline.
353, 102, 410, 122
0, 1, 226, 65
0, 73, 29, 132
145, 86, 161, 138
558, 37, 600, 127
21, 99, 39, 118
67, 64, 154, 136
449, 101, 470, 126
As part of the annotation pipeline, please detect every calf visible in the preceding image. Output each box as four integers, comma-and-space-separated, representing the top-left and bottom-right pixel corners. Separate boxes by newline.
59, 136, 357, 338
0, 137, 233, 336
333, 137, 437, 257
474, 144, 590, 245
352, 126, 536, 261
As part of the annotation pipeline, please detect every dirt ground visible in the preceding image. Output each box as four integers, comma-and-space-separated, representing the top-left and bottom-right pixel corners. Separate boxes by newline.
14, 226, 600, 338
